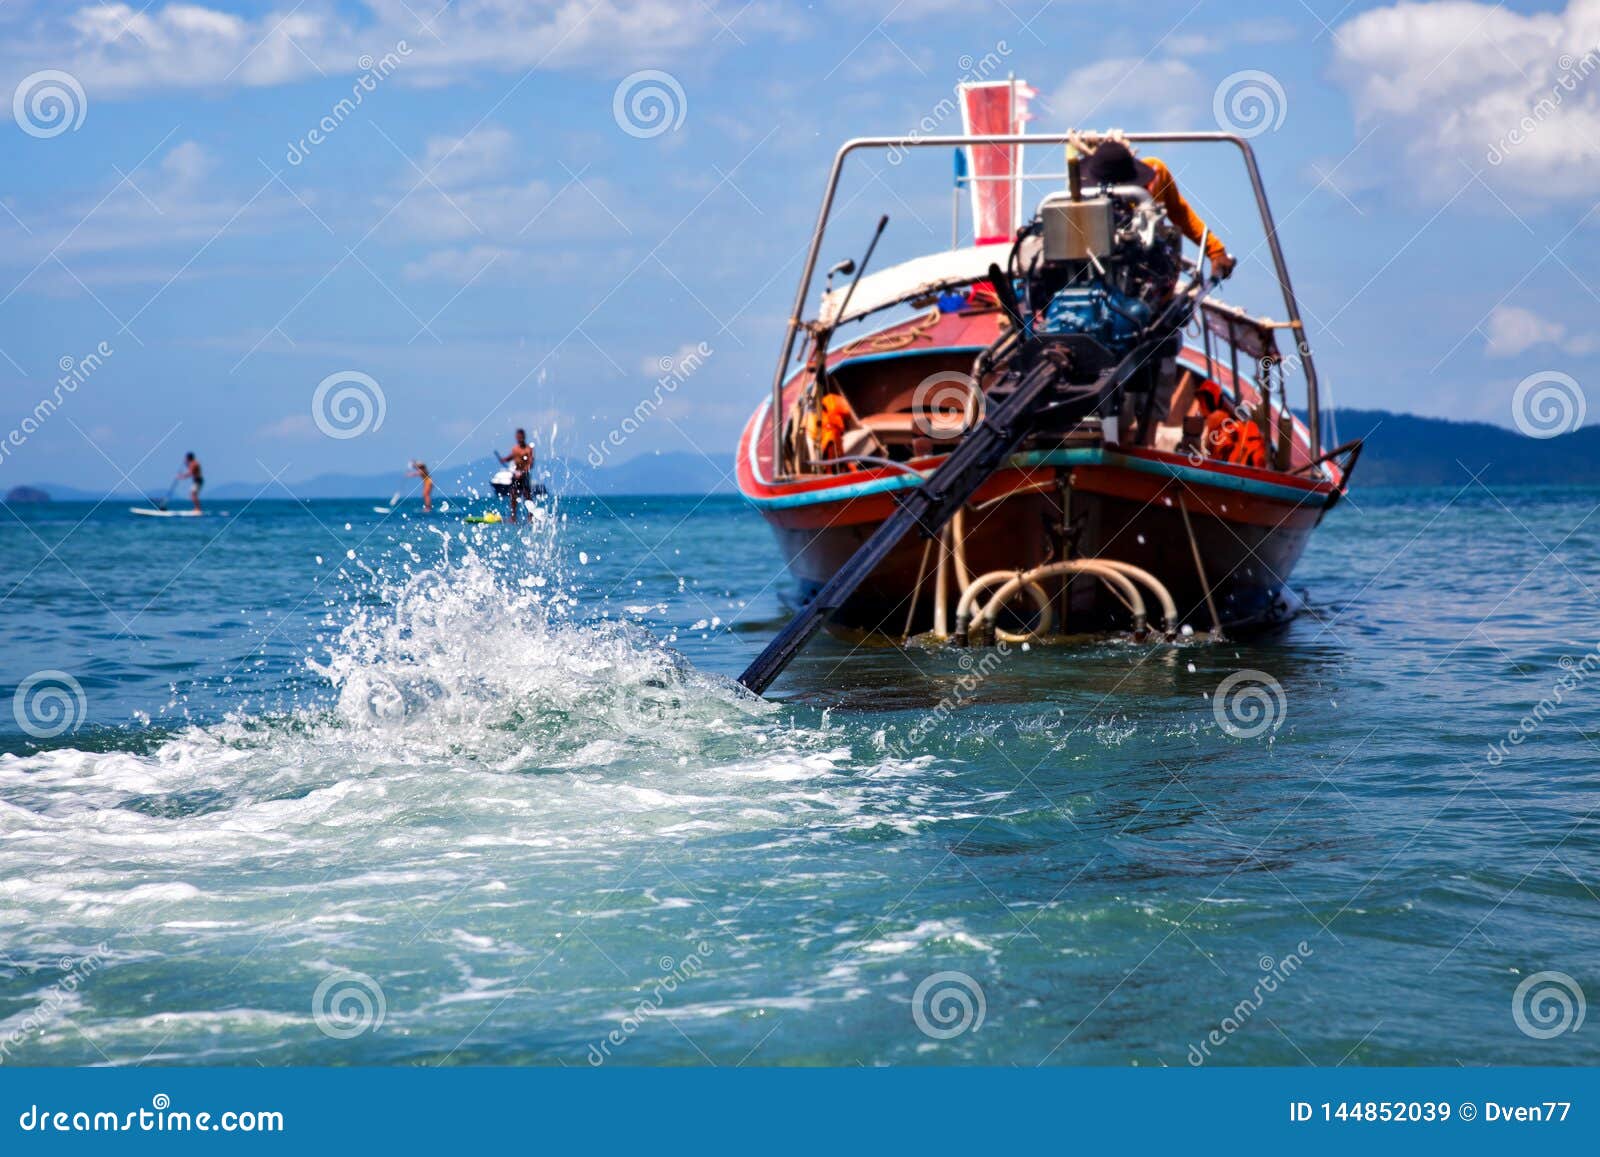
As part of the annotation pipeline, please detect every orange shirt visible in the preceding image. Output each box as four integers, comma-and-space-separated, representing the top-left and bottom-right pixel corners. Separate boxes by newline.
1145, 157, 1228, 263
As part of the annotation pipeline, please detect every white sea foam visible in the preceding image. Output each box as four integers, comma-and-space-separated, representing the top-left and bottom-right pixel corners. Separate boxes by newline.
0, 520, 999, 1065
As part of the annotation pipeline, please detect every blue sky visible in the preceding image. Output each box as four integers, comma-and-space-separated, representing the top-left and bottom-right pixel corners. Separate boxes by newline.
1, 0, 1596, 491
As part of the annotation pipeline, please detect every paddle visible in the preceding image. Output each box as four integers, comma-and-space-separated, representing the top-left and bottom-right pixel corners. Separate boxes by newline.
151, 478, 177, 512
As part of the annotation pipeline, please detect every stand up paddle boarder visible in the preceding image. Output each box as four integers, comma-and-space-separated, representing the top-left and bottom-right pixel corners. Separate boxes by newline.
177, 453, 203, 514
408, 460, 434, 512
496, 429, 533, 524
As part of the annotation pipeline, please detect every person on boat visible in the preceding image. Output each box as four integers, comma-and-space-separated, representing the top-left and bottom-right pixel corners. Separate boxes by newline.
1080, 138, 1236, 280
497, 429, 534, 523
175, 452, 203, 513
806, 386, 851, 471
408, 460, 433, 512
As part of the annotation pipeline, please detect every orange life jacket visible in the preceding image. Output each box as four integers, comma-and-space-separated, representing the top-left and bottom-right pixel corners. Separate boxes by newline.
1202, 409, 1237, 459
806, 393, 850, 456
1228, 421, 1268, 469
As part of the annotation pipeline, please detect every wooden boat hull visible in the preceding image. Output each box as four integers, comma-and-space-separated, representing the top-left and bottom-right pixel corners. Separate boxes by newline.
735, 309, 1344, 636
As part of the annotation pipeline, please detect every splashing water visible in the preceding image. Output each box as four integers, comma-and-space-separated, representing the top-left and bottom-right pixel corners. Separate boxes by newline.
3, 488, 1599, 1066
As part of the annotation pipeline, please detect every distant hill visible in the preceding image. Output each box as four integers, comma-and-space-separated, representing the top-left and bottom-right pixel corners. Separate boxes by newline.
1330, 410, 1600, 487
7, 414, 1596, 503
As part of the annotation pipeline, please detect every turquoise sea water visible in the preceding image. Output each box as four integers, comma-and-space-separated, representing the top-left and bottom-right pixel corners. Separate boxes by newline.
1, 486, 1597, 1066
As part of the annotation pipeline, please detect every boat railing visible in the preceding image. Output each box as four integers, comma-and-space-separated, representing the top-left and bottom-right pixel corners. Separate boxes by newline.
770, 132, 1322, 479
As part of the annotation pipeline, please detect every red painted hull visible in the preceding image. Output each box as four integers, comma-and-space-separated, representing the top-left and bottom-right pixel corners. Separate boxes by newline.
736, 309, 1342, 634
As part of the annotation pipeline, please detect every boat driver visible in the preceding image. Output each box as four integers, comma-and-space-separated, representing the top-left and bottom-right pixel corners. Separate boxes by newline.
1080, 137, 1236, 280
1081, 138, 1236, 445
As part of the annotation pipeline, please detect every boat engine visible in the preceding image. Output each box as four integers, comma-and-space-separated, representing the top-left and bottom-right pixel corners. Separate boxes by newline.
987, 152, 1190, 441
1026, 170, 1182, 359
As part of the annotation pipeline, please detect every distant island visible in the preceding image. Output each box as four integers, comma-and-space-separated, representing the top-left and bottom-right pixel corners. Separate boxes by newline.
1331, 409, 1600, 487
5, 411, 1597, 502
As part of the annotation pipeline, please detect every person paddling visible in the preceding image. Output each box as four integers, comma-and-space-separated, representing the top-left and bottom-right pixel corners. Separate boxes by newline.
176, 453, 203, 514
409, 460, 434, 512
496, 429, 534, 524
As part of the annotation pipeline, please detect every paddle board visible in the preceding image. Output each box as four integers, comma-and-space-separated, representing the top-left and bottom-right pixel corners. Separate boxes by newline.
464, 513, 503, 525
130, 507, 203, 518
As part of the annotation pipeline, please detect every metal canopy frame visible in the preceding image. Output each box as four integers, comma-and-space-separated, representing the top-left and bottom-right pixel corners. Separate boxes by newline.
768, 132, 1323, 478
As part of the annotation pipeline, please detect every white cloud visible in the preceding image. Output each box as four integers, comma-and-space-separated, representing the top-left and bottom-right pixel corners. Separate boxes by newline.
384, 125, 633, 244
1332, 0, 1600, 200
1484, 304, 1599, 357
401, 245, 512, 283
1167, 19, 1299, 56
1051, 58, 1206, 128
5, 2, 799, 97
258, 413, 318, 440
0, 140, 294, 266
420, 126, 516, 190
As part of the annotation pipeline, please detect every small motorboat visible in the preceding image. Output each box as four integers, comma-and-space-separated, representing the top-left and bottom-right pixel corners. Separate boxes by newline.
489, 469, 548, 500
735, 80, 1360, 693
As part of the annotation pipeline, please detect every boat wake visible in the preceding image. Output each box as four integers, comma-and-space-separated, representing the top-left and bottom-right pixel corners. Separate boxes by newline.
0, 511, 1030, 1064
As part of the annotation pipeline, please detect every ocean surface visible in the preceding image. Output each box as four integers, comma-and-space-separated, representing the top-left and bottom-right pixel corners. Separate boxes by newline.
2, 486, 1597, 1067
